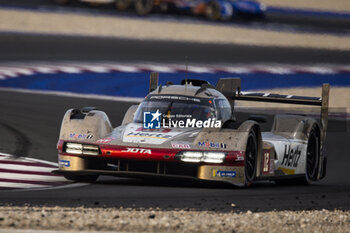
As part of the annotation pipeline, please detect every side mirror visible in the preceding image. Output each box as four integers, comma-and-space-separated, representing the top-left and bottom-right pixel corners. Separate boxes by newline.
149, 72, 159, 93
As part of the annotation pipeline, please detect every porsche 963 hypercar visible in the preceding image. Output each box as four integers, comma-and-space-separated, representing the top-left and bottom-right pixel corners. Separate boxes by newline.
55, 73, 330, 187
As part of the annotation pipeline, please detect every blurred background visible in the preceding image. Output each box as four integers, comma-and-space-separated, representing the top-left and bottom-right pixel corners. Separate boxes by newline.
0, 0, 349, 109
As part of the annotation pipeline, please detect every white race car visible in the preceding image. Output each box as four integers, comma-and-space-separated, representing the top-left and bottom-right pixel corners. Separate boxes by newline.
55, 73, 330, 187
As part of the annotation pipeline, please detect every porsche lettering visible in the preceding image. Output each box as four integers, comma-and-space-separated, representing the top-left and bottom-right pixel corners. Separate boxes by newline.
126, 132, 172, 139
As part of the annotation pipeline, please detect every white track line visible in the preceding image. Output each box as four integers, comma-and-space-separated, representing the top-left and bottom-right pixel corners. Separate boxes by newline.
0, 152, 70, 189
0, 155, 57, 167
0, 173, 66, 182
0, 164, 56, 172
0, 182, 51, 189
0, 87, 144, 102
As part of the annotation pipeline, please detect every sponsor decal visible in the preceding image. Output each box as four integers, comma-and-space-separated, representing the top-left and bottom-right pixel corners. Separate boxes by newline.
121, 148, 151, 154
123, 123, 183, 144
143, 110, 161, 129
213, 169, 236, 178
262, 152, 270, 173
59, 160, 70, 167
278, 167, 295, 175
198, 141, 227, 149
69, 133, 93, 140
96, 137, 114, 143
150, 95, 200, 102
281, 145, 301, 168
126, 132, 172, 139
171, 142, 191, 149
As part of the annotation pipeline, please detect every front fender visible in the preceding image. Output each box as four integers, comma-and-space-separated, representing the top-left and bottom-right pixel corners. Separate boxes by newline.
59, 108, 113, 142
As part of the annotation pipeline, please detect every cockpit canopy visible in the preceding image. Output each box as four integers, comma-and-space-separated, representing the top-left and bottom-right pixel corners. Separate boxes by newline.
133, 94, 232, 125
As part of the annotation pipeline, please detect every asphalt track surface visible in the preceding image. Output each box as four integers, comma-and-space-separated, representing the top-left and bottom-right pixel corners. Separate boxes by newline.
2, 32, 350, 64
0, 89, 349, 212
2, 0, 350, 35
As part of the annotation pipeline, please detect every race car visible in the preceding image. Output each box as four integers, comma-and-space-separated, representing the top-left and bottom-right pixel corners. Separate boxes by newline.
117, 0, 266, 19
55, 0, 265, 20
55, 73, 330, 187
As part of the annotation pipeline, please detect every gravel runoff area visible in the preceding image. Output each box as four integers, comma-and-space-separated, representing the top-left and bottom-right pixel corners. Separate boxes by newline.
260, 0, 350, 13
0, 206, 349, 233
0, 9, 350, 51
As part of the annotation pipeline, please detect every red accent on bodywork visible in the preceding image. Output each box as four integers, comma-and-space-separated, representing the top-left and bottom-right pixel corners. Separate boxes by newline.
57, 140, 245, 166
100, 145, 178, 161
100, 144, 245, 165
57, 140, 64, 153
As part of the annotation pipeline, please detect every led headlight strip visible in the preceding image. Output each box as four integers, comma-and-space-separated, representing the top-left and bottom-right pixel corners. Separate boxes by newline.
65, 142, 100, 156
179, 151, 226, 163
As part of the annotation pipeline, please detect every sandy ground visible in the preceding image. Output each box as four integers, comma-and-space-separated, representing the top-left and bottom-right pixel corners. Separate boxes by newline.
236, 87, 349, 114
0, 206, 349, 233
0, 9, 350, 51
261, 0, 350, 13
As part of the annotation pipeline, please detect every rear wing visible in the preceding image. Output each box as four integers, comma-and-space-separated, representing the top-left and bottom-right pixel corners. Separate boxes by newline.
149, 72, 159, 93
216, 78, 330, 139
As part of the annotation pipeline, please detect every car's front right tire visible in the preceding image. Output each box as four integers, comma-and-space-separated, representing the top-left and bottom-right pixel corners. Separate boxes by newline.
244, 128, 258, 187
115, 0, 132, 11
135, 0, 153, 15
205, 1, 221, 20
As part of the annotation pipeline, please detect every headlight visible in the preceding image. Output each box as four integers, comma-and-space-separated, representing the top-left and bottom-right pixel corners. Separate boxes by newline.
180, 151, 203, 163
178, 151, 226, 163
202, 152, 226, 163
65, 143, 100, 156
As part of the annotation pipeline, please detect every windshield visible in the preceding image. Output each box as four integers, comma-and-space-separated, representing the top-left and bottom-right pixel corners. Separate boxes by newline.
133, 95, 216, 123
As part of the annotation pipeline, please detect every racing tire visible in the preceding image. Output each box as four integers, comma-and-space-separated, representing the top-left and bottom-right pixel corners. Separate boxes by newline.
304, 125, 320, 183
135, 0, 153, 15
205, 1, 221, 21
244, 128, 258, 187
115, 0, 132, 11
64, 174, 99, 183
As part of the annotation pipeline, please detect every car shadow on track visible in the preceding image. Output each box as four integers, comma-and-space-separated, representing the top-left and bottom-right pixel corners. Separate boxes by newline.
93, 175, 278, 189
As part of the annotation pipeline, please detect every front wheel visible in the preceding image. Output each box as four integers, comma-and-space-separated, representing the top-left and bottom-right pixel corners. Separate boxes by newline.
115, 0, 131, 11
134, 0, 153, 15
205, 1, 221, 20
244, 129, 258, 186
64, 174, 99, 183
